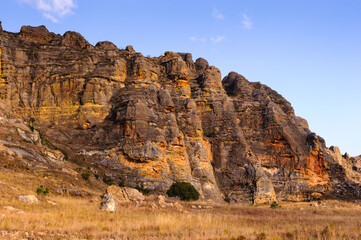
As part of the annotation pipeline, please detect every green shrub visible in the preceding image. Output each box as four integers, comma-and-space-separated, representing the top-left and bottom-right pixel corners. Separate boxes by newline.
135, 185, 150, 195
118, 180, 125, 187
270, 201, 281, 209
230, 235, 246, 240
81, 171, 90, 181
224, 196, 231, 203
256, 232, 267, 240
36, 185, 49, 195
166, 181, 199, 201
103, 176, 114, 186
28, 125, 34, 132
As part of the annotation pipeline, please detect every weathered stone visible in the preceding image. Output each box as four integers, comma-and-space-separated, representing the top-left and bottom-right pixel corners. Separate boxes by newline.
194, 58, 209, 73
126, 45, 135, 52
173, 202, 183, 209
157, 195, 173, 208
311, 192, 323, 200
105, 185, 144, 204
62, 31, 90, 49
95, 41, 118, 51
4, 206, 19, 212
124, 187, 145, 201
252, 168, 277, 205
18, 195, 39, 204
100, 193, 116, 212
0, 23, 359, 204
19, 25, 53, 43
310, 202, 319, 207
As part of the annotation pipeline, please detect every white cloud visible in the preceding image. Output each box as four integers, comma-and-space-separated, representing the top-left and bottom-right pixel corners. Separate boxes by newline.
189, 36, 206, 43
212, 8, 224, 20
43, 12, 59, 23
19, 0, 76, 22
242, 13, 253, 30
210, 35, 226, 43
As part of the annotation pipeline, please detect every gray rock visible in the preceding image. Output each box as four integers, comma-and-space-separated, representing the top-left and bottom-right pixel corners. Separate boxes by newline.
100, 193, 116, 212
18, 195, 39, 204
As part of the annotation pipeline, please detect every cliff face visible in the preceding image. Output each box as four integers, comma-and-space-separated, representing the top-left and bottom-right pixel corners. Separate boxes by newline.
0, 24, 360, 203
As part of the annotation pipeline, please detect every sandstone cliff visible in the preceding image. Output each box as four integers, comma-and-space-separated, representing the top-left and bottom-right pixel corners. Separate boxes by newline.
0, 23, 360, 203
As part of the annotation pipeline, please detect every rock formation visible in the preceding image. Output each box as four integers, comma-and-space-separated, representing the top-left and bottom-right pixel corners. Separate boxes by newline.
0, 24, 360, 203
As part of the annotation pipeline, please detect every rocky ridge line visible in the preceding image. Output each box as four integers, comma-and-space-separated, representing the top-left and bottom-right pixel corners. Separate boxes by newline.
0, 23, 360, 203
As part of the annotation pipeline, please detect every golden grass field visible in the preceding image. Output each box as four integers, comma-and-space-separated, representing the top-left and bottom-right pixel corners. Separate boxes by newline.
1, 170, 361, 240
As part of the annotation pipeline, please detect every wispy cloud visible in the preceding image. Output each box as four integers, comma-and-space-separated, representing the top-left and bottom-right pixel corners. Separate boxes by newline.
210, 35, 226, 43
212, 8, 224, 20
189, 36, 207, 43
19, 0, 76, 23
242, 13, 253, 30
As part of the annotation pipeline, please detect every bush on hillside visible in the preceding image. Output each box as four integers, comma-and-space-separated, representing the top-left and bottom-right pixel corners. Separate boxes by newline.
36, 185, 50, 195
81, 171, 90, 181
166, 182, 199, 201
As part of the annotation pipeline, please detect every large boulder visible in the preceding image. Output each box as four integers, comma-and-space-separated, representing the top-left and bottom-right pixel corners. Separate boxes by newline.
18, 195, 40, 204
105, 185, 145, 204
253, 175, 277, 205
100, 193, 116, 212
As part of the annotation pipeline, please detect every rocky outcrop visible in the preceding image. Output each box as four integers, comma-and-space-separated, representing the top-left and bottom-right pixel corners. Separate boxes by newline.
105, 185, 145, 203
100, 185, 145, 211
0, 24, 360, 203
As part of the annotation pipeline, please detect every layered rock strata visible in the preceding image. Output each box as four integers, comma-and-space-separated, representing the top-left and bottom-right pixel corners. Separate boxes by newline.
0, 24, 360, 203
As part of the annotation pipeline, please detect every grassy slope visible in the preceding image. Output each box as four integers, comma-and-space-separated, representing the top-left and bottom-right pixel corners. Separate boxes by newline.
0, 169, 361, 239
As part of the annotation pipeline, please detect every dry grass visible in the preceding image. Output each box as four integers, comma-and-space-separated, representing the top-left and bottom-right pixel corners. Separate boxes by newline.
1, 170, 361, 239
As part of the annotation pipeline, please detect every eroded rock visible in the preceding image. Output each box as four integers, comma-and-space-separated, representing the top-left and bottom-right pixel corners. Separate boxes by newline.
0, 23, 359, 204
105, 185, 145, 204
18, 195, 39, 204
100, 193, 116, 212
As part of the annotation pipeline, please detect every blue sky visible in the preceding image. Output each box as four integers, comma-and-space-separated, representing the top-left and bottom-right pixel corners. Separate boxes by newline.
0, 0, 360, 156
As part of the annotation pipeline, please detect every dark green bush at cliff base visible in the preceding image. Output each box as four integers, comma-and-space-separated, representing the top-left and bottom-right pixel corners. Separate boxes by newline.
166, 181, 200, 201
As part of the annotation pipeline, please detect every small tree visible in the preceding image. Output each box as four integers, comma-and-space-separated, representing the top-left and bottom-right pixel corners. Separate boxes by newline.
103, 176, 114, 186
81, 171, 90, 181
270, 201, 281, 209
36, 185, 50, 195
166, 182, 200, 201
135, 185, 150, 195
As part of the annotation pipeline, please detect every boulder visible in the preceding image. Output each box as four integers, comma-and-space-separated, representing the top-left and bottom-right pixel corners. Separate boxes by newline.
311, 192, 323, 200
157, 195, 173, 208
20, 25, 49, 35
105, 185, 145, 204
253, 176, 277, 205
95, 41, 118, 51
100, 193, 116, 212
62, 31, 90, 49
251, 167, 277, 205
126, 45, 135, 52
194, 58, 209, 73
19, 25, 52, 43
18, 195, 39, 204
125, 187, 145, 201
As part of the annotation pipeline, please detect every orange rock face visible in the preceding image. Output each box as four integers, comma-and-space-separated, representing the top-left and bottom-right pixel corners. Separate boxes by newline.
0, 24, 360, 202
